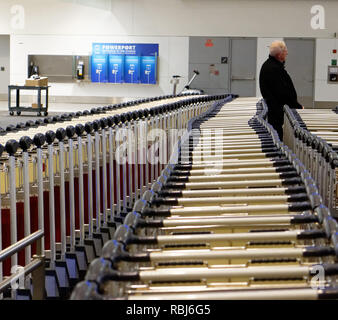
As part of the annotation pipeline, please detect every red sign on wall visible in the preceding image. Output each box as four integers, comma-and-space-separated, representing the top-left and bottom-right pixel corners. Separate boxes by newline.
205, 39, 214, 47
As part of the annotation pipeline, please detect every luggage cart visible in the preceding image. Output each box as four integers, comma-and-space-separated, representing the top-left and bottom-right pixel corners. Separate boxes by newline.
71, 97, 338, 300
0, 92, 223, 299
284, 105, 338, 218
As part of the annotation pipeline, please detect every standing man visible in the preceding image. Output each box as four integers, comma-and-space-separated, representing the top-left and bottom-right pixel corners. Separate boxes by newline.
259, 40, 303, 140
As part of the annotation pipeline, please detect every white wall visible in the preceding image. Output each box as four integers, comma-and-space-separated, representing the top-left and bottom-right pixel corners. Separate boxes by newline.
2, 0, 338, 100
0, 35, 10, 94
10, 35, 189, 98
1, 0, 338, 38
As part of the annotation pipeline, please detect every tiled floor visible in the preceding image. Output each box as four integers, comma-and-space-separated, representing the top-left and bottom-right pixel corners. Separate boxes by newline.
0, 100, 127, 128
0, 100, 125, 112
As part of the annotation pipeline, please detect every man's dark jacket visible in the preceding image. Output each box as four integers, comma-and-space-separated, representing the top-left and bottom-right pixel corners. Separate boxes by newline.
259, 55, 302, 122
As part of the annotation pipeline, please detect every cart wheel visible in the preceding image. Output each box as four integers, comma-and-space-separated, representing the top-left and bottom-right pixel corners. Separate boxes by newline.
17, 111, 21, 116
9, 111, 14, 116
44, 112, 48, 116
37, 112, 41, 116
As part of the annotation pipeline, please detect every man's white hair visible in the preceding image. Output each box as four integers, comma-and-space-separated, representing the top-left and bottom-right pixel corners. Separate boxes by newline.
269, 41, 287, 57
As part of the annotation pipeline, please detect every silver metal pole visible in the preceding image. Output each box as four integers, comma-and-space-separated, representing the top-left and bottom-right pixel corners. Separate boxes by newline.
173, 109, 178, 149
101, 129, 108, 226
139, 120, 145, 195
115, 125, 122, 214
150, 117, 155, 185
9, 155, 17, 268
134, 119, 139, 201
68, 139, 75, 251
108, 127, 115, 222
158, 113, 163, 174
87, 134, 93, 238
129, 287, 319, 300
154, 115, 159, 181
162, 113, 167, 171
127, 121, 133, 207
23, 152, 31, 266
144, 118, 149, 193
36, 148, 45, 254
139, 265, 312, 282
48, 144, 56, 267
122, 124, 128, 212
94, 132, 101, 231
59, 141, 66, 258
78, 137, 85, 244
170, 110, 175, 156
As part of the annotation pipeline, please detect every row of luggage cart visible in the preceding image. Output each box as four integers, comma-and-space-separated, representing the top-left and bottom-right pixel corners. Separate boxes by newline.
0, 92, 224, 299
70, 97, 338, 300
283, 106, 338, 218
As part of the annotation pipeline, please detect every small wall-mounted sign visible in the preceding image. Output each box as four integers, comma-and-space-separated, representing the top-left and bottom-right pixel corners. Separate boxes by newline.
328, 66, 338, 83
209, 64, 219, 76
221, 57, 228, 64
205, 39, 214, 47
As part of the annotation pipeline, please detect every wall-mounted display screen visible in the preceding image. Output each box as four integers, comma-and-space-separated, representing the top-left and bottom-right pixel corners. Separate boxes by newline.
91, 54, 108, 83
108, 55, 124, 83
91, 43, 158, 85
140, 56, 157, 84
124, 56, 140, 84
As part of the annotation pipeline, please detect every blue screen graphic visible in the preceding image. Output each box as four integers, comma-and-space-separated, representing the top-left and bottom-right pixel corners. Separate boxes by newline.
91, 55, 108, 83
124, 56, 140, 84
91, 43, 158, 84
108, 55, 124, 83
140, 56, 157, 84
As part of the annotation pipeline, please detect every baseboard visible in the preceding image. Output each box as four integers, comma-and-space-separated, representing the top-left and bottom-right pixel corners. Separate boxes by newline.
4, 95, 132, 104
48, 95, 130, 104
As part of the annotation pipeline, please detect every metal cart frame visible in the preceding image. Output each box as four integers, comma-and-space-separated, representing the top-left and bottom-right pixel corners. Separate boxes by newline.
8, 85, 50, 116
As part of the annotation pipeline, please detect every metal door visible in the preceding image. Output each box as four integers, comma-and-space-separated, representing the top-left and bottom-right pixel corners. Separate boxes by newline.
0, 35, 10, 95
230, 38, 257, 97
284, 38, 315, 108
188, 37, 230, 95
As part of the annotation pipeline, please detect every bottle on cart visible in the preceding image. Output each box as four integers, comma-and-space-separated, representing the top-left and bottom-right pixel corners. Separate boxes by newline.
28, 61, 39, 78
